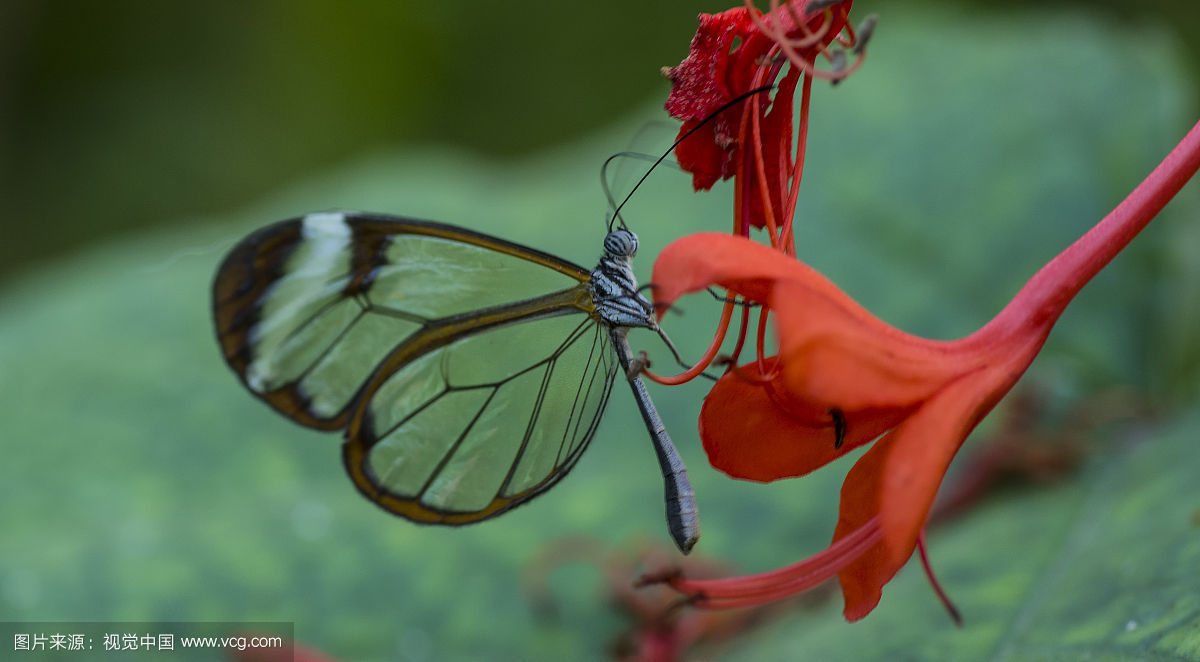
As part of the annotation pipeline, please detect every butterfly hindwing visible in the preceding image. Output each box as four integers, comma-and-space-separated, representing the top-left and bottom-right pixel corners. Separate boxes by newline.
343, 313, 619, 522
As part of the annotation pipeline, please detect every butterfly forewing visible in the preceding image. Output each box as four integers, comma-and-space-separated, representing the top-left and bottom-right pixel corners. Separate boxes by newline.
214, 211, 619, 524
214, 212, 589, 428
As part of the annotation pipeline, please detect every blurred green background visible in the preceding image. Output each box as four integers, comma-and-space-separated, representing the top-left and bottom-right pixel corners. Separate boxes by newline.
2, 2, 1200, 661
3, 0, 1200, 284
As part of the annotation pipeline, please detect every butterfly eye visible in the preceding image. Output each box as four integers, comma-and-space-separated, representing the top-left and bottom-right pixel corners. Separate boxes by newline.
603, 229, 639, 258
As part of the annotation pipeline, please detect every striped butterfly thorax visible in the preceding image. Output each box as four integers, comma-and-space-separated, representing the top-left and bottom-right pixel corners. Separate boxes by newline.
212, 211, 698, 553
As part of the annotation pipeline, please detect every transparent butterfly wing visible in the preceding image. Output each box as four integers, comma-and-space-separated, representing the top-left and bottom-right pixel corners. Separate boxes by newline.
213, 211, 617, 522
344, 313, 618, 521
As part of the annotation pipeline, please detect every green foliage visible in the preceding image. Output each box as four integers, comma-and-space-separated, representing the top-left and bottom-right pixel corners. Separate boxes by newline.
0, 6, 1196, 661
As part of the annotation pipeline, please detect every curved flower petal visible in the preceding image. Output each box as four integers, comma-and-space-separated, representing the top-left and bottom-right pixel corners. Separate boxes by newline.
663, 8, 754, 190
663, 3, 855, 193
770, 278, 971, 417
654, 233, 978, 418
652, 232, 838, 309
671, 118, 733, 191
699, 358, 901, 482
833, 369, 1008, 620
663, 8, 753, 123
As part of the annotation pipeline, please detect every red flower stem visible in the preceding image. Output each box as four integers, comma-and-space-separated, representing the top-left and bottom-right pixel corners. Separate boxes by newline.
985, 120, 1200, 337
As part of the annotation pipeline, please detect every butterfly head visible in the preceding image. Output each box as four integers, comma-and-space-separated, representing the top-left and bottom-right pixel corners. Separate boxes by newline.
603, 229, 639, 259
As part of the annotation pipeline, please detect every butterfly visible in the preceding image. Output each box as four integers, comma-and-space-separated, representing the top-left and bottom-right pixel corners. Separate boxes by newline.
211, 211, 699, 553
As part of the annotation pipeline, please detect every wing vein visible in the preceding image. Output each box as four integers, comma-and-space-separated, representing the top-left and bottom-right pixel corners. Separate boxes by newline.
415, 386, 501, 501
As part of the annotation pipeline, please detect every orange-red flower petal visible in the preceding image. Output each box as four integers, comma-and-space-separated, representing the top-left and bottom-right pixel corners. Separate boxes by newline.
834, 370, 1011, 619
699, 357, 900, 482
654, 233, 981, 419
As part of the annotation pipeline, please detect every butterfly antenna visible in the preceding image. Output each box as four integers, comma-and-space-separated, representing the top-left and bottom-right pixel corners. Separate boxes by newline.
606, 84, 775, 233
603, 151, 682, 232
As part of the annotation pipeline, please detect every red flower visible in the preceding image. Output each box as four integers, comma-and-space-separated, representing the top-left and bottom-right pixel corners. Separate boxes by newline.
648, 120, 1200, 620
663, 1, 867, 233
645, 0, 873, 393
646, 0, 1199, 624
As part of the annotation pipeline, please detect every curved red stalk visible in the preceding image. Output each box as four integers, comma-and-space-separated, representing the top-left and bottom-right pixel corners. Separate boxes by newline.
984, 119, 1200, 340
669, 517, 881, 608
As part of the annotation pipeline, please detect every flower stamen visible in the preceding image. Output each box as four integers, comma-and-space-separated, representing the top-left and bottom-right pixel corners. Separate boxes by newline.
755, 304, 772, 372
918, 532, 963, 626
656, 517, 882, 609
643, 300, 737, 386
779, 72, 814, 255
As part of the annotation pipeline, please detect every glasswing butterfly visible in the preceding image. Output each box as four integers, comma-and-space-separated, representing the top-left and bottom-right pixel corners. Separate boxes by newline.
211, 211, 699, 553
209, 87, 773, 554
